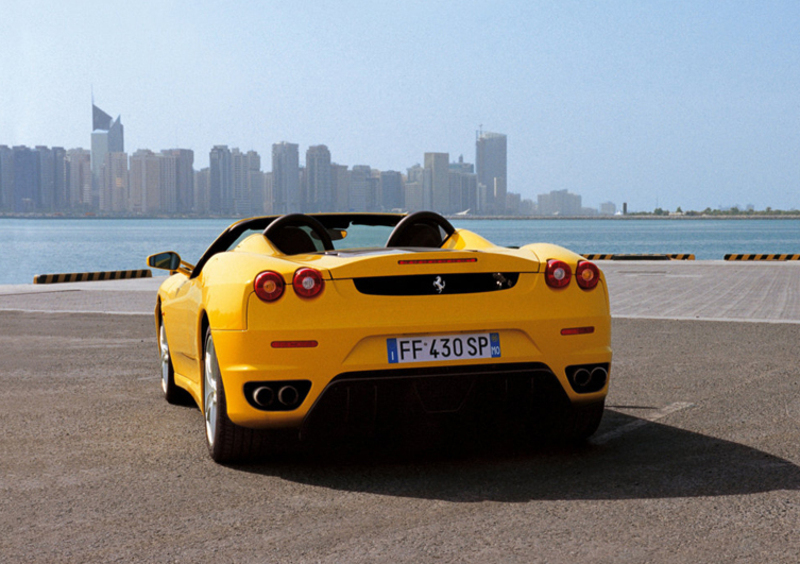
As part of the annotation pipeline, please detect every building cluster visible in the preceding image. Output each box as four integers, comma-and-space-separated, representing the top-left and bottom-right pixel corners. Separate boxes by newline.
0, 103, 617, 217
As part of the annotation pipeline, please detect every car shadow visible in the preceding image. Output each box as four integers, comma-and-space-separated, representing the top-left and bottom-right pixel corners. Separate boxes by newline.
232, 409, 800, 502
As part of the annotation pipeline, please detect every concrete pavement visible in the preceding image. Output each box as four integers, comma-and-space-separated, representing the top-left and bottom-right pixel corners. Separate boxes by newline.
2, 261, 800, 323
2, 261, 800, 563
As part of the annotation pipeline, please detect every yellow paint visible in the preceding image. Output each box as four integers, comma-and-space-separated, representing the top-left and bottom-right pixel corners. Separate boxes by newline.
151, 218, 612, 431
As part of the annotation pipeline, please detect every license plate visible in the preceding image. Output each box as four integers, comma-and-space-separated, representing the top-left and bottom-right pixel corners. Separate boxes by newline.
387, 332, 501, 364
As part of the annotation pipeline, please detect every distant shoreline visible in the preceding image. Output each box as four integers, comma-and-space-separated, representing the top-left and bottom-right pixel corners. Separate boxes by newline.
2, 213, 800, 221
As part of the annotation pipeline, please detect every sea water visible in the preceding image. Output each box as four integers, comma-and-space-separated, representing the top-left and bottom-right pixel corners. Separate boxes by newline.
2, 217, 799, 285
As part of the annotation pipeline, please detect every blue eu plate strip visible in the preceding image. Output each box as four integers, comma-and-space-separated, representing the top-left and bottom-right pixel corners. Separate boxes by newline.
490, 332, 501, 357
387, 338, 399, 364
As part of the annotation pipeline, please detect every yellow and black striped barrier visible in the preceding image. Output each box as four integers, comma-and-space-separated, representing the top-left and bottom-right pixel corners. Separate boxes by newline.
581, 253, 695, 261
666, 254, 696, 261
724, 254, 800, 261
33, 269, 153, 285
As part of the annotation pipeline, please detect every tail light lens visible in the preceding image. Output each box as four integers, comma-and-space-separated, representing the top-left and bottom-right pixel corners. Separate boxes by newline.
254, 271, 285, 302
576, 261, 600, 290
293, 268, 325, 298
545, 259, 571, 288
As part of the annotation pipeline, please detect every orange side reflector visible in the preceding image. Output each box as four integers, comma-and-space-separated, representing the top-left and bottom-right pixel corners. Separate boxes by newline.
271, 341, 318, 348
561, 326, 595, 336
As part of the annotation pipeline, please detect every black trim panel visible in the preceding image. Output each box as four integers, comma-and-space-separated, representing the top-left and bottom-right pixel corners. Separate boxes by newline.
353, 272, 519, 296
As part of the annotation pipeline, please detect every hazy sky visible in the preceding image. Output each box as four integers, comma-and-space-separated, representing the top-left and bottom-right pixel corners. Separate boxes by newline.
2, 0, 799, 211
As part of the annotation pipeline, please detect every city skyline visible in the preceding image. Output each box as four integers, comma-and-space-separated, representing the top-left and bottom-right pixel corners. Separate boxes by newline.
5, 121, 795, 217
2, 111, 615, 217
2, 2, 798, 212
4, 98, 621, 216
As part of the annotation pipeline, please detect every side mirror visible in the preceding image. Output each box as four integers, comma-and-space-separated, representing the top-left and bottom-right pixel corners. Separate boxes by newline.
147, 251, 182, 271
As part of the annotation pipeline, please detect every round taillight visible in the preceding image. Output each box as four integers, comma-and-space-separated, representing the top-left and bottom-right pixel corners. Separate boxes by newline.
254, 271, 285, 302
576, 261, 600, 290
545, 259, 571, 288
292, 268, 325, 298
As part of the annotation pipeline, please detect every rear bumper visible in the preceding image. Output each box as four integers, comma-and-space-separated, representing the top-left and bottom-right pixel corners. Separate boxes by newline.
299, 362, 582, 440
212, 274, 611, 430
210, 322, 611, 430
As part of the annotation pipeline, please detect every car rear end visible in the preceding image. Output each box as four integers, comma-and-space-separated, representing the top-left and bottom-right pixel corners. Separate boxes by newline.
209, 246, 611, 441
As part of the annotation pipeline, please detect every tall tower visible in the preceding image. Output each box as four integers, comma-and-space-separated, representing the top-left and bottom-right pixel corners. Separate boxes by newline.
91, 102, 124, 210
209, 145, 232, 215
162, 149, 195, 214
424, 152, 449, 213
272, 142, 300, 214
305, 145, 332, 212
66, 148, 92, 210
129, 149, 160, 214
380, 170, 403, 211
476, 131, 507, 215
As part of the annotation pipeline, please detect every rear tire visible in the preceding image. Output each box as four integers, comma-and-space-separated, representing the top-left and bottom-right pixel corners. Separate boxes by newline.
528, 399, 605, 444
203, 327, 266, 463
159, 319, 191, 405
564, 400, 605, 442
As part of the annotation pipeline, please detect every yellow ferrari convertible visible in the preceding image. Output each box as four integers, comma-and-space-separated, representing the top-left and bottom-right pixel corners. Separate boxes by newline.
148, 211, 611, 462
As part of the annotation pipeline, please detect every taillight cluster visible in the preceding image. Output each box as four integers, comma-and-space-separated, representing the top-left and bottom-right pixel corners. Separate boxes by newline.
254, 268, 325, 302
545, 259, 600, 290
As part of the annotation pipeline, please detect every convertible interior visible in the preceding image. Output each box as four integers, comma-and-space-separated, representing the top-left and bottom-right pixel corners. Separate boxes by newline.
191, 211, 458, 278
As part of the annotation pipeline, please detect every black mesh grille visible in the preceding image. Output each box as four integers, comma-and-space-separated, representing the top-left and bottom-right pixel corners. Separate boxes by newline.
300, 362, 569, 440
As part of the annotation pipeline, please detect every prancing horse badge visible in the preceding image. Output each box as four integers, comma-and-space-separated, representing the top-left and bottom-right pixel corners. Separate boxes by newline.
433, 276, 446, 294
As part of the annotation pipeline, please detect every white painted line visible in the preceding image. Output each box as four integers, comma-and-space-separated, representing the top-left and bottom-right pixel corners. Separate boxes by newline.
0, 307, 151, 316
591, 401, 694, 445
613, 315, 800, 325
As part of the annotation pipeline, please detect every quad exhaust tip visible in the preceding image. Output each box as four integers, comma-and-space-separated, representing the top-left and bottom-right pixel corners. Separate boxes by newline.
278, 385, 299, 406
252, 385, 299, 407
567, 364, 609, 393
253, 386, 275, 407
573, 368, 592, 388
250, 383, 305, 409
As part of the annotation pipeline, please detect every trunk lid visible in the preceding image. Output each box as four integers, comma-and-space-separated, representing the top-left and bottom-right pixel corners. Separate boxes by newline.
289, 248, 541, 280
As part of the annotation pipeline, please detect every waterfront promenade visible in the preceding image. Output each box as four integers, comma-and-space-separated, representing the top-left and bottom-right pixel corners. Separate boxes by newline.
2, 260, 800, 322
2, 261, 799, 563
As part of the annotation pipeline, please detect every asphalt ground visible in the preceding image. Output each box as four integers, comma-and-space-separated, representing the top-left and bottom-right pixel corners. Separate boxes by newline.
1, 262, 799, 563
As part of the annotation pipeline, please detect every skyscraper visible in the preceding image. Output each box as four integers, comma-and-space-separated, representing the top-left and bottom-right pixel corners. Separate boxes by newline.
0, 145, 12, 211
349, 165, 373, 211
159, 152, 178, 214
162, 149, 195, 214
245, 151, 264, 216
424, 152, 449, 213
209, 145, 232, 215
272, 142, 300, 214
476, 131, 507, 215
380, 170, 403, 211
91, 102, 124, 209
330, 163, 349, 212
36, 146, 55, 211
449, 156, 477, 214
305, 145, 332, 212
101, 152, 128, 213
66, 148, 92, 210
129, 149, 161, 214
11, 146, 38, 213
231, 148, 249, 216
194, 167, 210, 215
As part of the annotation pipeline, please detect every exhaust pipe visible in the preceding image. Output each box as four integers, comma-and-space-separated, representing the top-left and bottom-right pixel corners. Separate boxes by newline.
573, 368, 592, 388
590, 366, 608, 386
252, 386, 275, 407
278, 385, 299, 406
